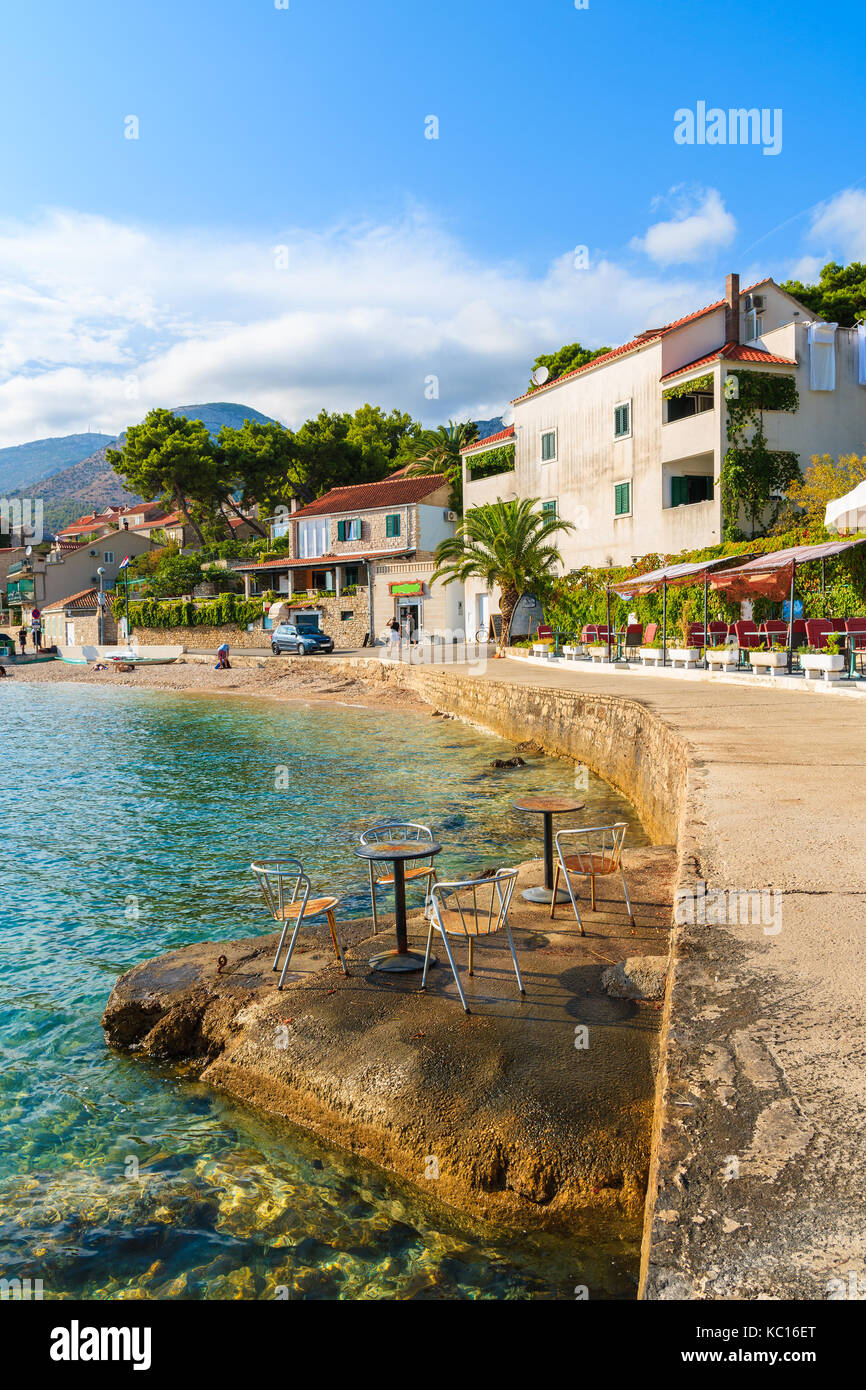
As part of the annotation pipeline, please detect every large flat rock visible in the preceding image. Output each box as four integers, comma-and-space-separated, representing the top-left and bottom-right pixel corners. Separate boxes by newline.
103, 849, 674, 1235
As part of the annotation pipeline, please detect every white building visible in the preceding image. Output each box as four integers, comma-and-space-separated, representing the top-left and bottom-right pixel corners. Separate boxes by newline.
461, 273, 866, 633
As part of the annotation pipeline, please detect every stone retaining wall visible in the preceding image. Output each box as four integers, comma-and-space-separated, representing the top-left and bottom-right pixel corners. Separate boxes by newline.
309, 656, 686, 845
133, 624, 268, 650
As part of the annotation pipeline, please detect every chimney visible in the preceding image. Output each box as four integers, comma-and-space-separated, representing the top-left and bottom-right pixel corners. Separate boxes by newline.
725, 273, 740, 345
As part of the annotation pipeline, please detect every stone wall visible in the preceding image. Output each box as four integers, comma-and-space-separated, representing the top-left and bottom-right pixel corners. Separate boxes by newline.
132, 624, 268, 650
309, 656, 685, 844
284, 595, 370, 648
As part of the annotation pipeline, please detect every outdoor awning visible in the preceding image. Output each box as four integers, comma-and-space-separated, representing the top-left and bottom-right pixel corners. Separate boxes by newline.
708, 538, 866, 601
611, 553, 752, 598
388, 580, 424, 596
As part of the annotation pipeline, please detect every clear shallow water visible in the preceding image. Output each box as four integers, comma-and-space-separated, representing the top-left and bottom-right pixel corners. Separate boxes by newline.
0, 683, 648, 1300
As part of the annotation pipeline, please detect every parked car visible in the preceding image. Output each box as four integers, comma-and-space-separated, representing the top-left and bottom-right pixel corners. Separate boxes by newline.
271, 623, 334, 656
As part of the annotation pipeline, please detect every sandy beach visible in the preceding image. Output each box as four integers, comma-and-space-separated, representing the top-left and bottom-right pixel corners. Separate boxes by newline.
4, 654, 425, 712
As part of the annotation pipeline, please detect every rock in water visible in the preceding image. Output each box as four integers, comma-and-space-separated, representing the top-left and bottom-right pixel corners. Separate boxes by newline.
490, 756, 526, 769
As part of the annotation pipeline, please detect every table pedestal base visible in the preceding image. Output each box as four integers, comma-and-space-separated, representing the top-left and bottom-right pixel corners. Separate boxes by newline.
369, 948, 438, 974
522, 886, 571, 905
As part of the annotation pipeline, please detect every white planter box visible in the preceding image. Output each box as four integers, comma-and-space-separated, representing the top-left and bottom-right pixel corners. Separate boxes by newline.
588, 646, 610, 663
800, 652, 845, 682
749, 651, 789, 673
669, 646, 700, 669
706, 646, 740, 672
639, 647, 664, 666
562, 644, 581, 661
532, 642, 551, 658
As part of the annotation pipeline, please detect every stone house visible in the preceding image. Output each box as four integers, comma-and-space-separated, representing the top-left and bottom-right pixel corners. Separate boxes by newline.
42, 588, 118, 647
236, 473, 464, 646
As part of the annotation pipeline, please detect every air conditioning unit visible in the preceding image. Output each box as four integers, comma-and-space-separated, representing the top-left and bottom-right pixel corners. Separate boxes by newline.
89, 549, 98, 557
444, 510, 458, 522
752, 294, 765, 311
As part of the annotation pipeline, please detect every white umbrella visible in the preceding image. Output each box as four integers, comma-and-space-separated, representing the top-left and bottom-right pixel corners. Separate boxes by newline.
825, 479, 866, 533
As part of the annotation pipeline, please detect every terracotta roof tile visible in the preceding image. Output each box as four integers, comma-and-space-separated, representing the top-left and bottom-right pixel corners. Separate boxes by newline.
461, 426, 516, 455
661, 341, 798, 381
290, 475, 447, 520
43, 587, 100, 612
511, 278, 776, 403
236, 548, 415, 573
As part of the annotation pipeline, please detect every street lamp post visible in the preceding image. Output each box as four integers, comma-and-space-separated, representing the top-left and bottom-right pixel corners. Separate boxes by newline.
96, 567, 105, 646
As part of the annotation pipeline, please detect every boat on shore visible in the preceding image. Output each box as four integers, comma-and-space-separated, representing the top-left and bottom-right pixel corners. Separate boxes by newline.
59, 644, 183, 666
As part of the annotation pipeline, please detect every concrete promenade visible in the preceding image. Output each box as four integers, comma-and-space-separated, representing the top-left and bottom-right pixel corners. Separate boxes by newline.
351, 653, 866, 1300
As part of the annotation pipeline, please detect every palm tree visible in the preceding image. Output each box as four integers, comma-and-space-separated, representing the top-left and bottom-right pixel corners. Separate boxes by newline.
431, 498, 575, 652
401, 420, 479, 510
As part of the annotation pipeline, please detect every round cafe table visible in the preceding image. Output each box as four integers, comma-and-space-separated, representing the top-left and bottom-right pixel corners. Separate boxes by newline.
354, 839, 442, 973
513, 796, 585, 904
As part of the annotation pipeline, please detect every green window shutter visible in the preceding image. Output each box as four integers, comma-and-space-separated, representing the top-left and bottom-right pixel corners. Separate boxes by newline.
386, 514, 400, 537
615, 482, 631, 516
542, 500, 557, 519
671, 477, 688, 507
337, 520, 346, 541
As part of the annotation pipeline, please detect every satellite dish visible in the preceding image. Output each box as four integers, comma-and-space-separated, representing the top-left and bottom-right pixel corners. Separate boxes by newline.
501, 406, 515, 427
531, 365, 550, 386
25, 545, 32, 557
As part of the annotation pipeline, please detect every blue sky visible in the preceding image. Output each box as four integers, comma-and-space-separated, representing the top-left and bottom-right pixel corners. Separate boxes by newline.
1, 0, 864, 443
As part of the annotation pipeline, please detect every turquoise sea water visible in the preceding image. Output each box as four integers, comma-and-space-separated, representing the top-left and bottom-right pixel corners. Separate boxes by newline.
0, 683, 648, 1300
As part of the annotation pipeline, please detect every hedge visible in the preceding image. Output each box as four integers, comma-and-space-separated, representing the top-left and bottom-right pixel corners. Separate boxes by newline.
113, 593, 264, 630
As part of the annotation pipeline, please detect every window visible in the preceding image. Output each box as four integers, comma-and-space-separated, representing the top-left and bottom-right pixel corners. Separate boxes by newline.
614, 482, 631, 517
744, 310, 764, 342
343, 565, 360, 587
312, 570, 334, 591
541, 430, 557, 462
337, 518, 361, 542
666, 393, 714, 423
614, 402, 631, 439
541, 499, 557, 520
102, 551, 114, 564
298, 517, 328, 558
386, 514, 401, 538
671, 475, 713, 507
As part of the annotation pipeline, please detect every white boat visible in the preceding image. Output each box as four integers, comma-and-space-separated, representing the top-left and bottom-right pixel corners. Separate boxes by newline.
60, 644, 183, 666
106, 648, 180, 667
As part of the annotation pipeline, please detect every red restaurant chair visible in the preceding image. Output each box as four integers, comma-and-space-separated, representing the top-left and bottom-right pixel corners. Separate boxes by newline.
805, 620, 836, 649
644, 622, 658, 645
732, 620, 760, 649
845, 618, 866, 650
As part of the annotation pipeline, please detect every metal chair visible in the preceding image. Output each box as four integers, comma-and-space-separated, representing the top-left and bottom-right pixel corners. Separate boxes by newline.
251, 858, 348, 988
422, 869, 522, 1013
359, 820, 438, 933
550, 823, 635, 932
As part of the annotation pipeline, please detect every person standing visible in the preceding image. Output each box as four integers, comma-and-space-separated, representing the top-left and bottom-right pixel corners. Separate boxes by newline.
17, 626, 27, 655
30, 609, 42, 653
387, 616, 401, 652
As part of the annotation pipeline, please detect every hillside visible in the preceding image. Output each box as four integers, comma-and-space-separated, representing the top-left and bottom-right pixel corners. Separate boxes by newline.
476, 417, 505, 440
0, 432, 114, 495
15, 402, 274, 532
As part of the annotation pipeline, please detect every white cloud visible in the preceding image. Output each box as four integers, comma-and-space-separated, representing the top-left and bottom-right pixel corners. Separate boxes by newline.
0, 207, 727, 446
631, 188, 737, 265
807, 188, 866, 262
